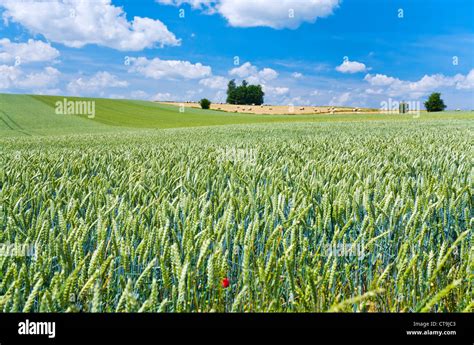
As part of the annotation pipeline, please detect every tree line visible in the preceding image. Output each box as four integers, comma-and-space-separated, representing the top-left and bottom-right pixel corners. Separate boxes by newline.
226, 79, 264, 105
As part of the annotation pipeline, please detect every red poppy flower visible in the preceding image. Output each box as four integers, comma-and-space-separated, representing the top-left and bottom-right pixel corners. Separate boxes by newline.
221, 277, 230, 288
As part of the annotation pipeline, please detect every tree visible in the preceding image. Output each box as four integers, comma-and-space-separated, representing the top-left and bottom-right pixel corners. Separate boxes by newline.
199, 98, 211, 109
226, 79, 264, 105
226, 80, 237, 104
234, 80, 248, 105
424, 92, 446, 112
246, 85, 264, 105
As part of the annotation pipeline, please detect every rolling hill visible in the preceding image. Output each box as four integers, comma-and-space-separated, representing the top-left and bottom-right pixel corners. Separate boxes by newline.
0, 93, 472, 137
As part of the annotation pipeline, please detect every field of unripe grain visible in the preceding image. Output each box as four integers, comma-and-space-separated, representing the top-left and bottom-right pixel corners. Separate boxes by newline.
1, 116, 472, 312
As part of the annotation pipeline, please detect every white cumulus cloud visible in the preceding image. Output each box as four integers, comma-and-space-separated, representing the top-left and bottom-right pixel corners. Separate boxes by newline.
364, 73, 399, 86
67, 71, 128, 95
0, 0, 180, 51
0, 65, 60, 89
364, 69, 474, 98
229, 62, 278, 84
0, 39, 60, 64
199, 76, 228, 89
258, 68, 279, 81
229, 62, 258, 78
156, 0, 215, 9
129, 57, 212, 80
264, 85, 290, 96
158, 0, 340, 29
0, 64, 21, 88
335, 59, 367, 74
452, 69, 474, 90
16, 66, 61, 89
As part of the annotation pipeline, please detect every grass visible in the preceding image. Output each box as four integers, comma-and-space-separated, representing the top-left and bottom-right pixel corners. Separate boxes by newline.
0, 93, 472, 313
0, 94, 109, 137
1, 93, 472, 137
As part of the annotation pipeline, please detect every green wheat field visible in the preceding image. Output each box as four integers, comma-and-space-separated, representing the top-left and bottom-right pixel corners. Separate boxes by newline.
0, 94, 472, 312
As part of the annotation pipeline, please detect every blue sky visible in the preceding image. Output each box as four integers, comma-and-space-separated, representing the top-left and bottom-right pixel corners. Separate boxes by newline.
0, 0, 473, 109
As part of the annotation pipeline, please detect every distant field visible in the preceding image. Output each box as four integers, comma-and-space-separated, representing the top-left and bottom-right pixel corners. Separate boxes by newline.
0, 93, 472, 313
1, 94, 472, 137
157, 101, 380, 115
